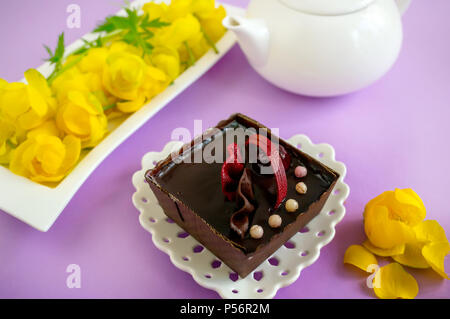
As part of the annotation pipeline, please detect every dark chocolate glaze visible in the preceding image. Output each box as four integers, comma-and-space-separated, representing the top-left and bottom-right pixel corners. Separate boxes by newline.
153, 121, 336, 254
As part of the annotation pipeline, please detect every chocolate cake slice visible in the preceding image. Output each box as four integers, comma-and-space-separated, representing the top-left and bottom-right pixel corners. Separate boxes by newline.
145, 114, 339, 278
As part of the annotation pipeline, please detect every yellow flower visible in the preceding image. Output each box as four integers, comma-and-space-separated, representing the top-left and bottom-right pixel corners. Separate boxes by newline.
192, 1, 227, 42
345, 189, 449, 299
166, 0, 192, 21
183, 30, 209, 60
364, 189, 426, 249
0, 117, 26, 164
0, 69, 56, 130
56, 90, 107, 148
142, 1, 170, 20
373, 263, 419, 299
343, 245, 378, 272
103, 48, 167, 113
52, 67, 103, 102
153, 14, 201, 50
9, 133, 81, 183
149, 46, 180, 81
77, 47, 108, 74
103, 50, 148, 100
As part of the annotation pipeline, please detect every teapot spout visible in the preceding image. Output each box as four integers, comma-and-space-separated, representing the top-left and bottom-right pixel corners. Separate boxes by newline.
223, 15, 270, 67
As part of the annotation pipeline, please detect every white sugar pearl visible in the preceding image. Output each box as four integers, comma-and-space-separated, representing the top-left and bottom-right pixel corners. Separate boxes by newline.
268, 214, 282, 228
285, 199, 299, 213
250, 225, 264, 239
296, 182, 307, 194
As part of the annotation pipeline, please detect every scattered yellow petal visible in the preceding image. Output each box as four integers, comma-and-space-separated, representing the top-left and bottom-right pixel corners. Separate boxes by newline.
344, 245, 378, 272
373, 263, 419, 299
363, 240, 405, 257
414, 220, 448, 244
422, 242, 450, 280
392, 242, 430, 269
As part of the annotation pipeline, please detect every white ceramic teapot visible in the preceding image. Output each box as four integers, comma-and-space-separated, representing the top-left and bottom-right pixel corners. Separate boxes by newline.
223, 0, 411, 97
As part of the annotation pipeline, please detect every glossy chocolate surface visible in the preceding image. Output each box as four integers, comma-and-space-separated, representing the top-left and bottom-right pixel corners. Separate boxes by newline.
151, 120, 338, 254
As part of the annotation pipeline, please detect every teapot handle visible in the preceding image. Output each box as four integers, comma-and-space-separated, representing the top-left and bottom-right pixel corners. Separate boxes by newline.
395, 0, 412, 15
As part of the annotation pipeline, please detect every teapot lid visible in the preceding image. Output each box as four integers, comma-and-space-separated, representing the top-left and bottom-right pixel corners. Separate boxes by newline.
278, 0, 376, 15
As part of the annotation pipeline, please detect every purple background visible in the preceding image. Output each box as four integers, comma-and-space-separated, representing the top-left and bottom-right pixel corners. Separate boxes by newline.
0, 0, 449, 298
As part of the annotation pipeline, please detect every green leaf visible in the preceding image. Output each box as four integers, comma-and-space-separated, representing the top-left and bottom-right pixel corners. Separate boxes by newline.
44, 32, 66, 65
54, 33, 65, 60
93, 17, 117, 33
92, 5, 169, 56
43, 45, 53, 57
141, 15, 170, 29
71, 36, 104, 56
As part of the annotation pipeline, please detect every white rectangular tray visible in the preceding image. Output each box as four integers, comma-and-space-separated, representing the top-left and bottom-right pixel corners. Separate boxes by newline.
0, 0, 243, 231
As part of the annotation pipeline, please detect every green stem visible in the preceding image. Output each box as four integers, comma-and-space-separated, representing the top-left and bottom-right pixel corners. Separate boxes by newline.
200, 26, 219, 54
47, 52, 87, 84
102, 103, 116, 111
6, 140, 16, 149
194, 14, 219, 54
46, 31, 122, 85
99, 31, 123, 45
183, 41, 196, 67
46, 63, 61, 84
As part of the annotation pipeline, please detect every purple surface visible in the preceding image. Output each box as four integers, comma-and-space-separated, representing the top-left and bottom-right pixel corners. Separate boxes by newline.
0, 0, 449, 298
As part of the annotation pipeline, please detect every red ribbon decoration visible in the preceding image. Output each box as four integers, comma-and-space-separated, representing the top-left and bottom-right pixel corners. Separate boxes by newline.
221, 135, 288, 210
221, 143, 244, 201
246, 134, 287, 209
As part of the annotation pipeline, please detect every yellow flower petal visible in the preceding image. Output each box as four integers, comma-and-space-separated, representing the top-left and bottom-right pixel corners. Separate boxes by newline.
117, 94, 146, 113
422, 242, 450, 279
344, 245, 378, 272
10, 138, 34, 177
35, 136, 66, 175
142, 2, 169, 20
27, 121, 60, 138
391, 188, 426, 226
61, 104, 91, 136
24, 68, 52, 98
362, 240, 405, 257
373, 263, 418, 299
0, 82, 29, 118
84, 115, 107, 148
67, 91, 101, 115
392, 242, 430, 269
78, 47, 108, 73
0, 78, 7, 89
26, 85, 48, 117
414, 220, 448, 244
60, 135, 81, 173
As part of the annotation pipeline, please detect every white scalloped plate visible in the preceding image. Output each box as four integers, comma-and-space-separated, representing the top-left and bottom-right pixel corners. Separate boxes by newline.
0, 0, 243, 231
132, 134, 350, 299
